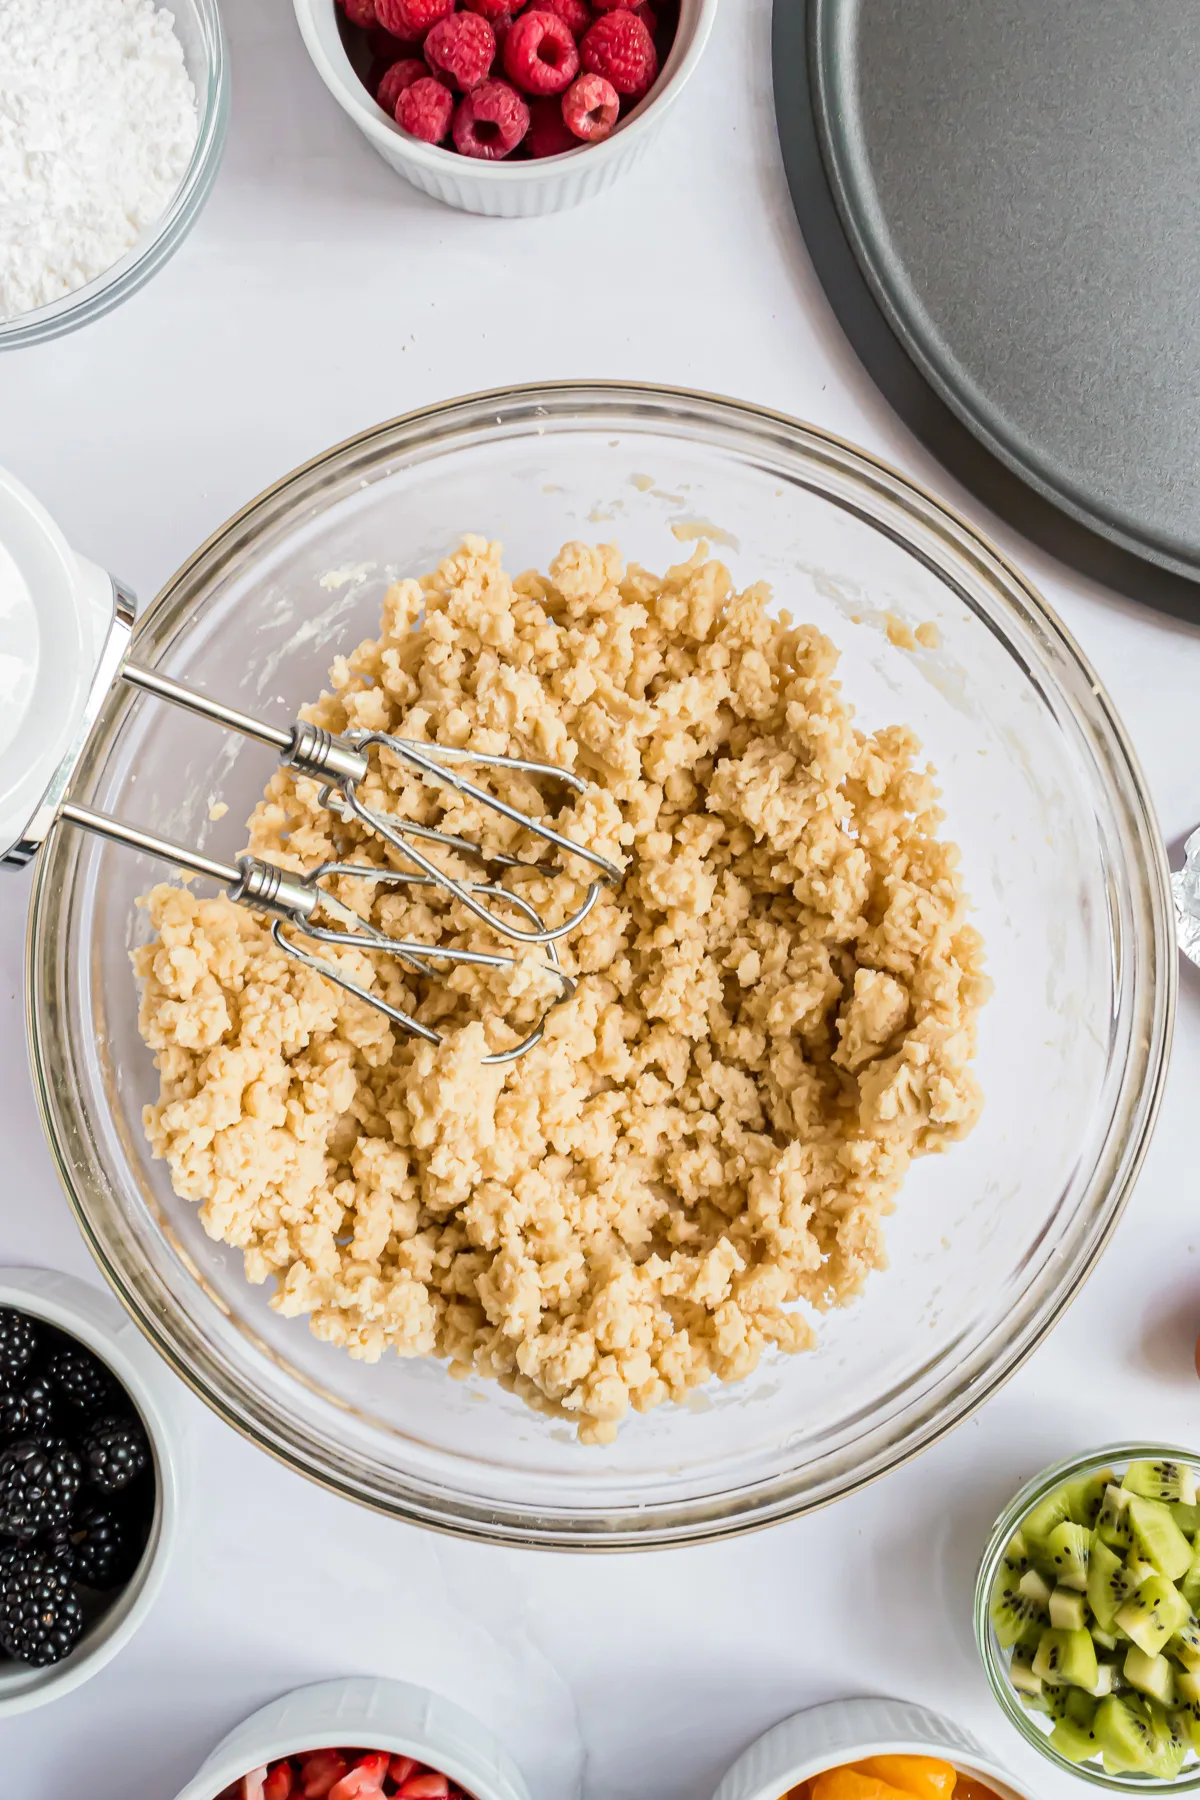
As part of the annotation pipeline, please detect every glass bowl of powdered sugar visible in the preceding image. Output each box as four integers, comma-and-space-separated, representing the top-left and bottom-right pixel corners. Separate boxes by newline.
0, 0, 227, 349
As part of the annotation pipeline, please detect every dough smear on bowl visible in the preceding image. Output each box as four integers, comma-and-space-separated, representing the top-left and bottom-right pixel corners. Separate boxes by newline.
134, 537, 990, 1444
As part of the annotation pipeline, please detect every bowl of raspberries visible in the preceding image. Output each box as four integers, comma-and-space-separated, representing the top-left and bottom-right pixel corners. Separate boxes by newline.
175, 1678, 533, 1800
0, 1270, 179, 1714
214, 1747, 476, 1798
292, 0, 716, 213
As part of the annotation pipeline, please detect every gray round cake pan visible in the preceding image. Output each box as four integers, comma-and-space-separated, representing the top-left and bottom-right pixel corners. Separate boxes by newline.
774, 0, 1200, 623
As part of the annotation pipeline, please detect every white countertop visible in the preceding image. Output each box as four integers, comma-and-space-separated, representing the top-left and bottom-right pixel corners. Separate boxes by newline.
3, 0, 1200, 1793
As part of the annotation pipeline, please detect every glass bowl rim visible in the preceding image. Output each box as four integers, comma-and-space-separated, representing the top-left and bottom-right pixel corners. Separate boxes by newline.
974, 1442, 1200, 1790
24, 380, 1178, 1548
0, 0, 229, 351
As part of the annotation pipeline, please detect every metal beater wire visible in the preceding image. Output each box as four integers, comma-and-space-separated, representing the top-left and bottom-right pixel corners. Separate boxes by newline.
325, 729, 621, 945
49, 660, 620, 1060
271, 864, 575, 1065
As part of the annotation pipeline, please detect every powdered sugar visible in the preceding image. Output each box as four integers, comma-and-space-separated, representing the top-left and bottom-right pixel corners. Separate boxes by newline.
0, 0, 199, 322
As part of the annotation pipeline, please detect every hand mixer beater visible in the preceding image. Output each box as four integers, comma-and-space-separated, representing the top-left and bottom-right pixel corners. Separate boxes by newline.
54, 659, 623, 1065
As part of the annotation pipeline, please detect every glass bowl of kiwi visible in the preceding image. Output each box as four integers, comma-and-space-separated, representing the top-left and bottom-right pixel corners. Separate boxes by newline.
976, 1446, 1200, 1788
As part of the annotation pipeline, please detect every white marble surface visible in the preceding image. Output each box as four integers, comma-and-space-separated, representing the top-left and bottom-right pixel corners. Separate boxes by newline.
2, 0, 1200, 1793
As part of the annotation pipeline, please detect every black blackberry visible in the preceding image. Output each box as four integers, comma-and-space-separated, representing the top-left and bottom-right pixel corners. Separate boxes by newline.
80, 1415, 149, 1494
1, 1540, 49, 1579
0, 1558, 85, 1666
0, 1369, 56, 1439
0, 1437, 83, 1538
42, 1343, 117, 1421
35, 1519, 75, 1572
0, 1309, 39, 1380
69, 1503, 137, 1589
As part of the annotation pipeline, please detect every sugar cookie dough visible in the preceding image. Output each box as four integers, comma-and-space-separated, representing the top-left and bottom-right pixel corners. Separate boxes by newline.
135, 538, 989, 1443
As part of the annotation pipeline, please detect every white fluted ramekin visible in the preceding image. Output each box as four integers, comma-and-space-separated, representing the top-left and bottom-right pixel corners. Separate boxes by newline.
0, 1268, 183, 1716
712, 1697, 1028, 1800
291, 0, 717, 216
172, 1677, 532, 1800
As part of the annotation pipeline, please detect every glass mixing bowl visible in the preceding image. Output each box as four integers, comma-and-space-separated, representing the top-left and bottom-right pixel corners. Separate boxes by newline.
25, 383, 1175, 1548
0, 0, 227, 350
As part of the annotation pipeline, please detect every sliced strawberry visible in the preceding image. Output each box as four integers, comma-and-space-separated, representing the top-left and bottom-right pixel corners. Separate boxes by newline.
264, 1765, 296, 1800
299, 1751, 349, 1799
395, 1778, 452, 1799
329, 1753, 390, 1800
388, 1759, 421, 1785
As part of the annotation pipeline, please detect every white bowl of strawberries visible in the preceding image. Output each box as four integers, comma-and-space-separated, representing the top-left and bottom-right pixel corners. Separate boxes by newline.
292, 0, 716, 213
176, 1677, 532, 1800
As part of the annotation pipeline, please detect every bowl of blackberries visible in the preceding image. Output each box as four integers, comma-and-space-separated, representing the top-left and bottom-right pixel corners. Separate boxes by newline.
0, 1271, 179, 1713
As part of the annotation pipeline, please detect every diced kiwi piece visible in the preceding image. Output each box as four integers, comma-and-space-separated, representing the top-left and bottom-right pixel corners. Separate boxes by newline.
1118, 1574, 1188, 1656
1181, 1547, 1200, 1615
1068, 1686, 1100, 1724
1126, 1645, 1178, 1707
1034, 1627, 1100, 1690
1009, 1642, 1043, 1697
1032, 1683, 1076, 1722
1145, 1701, 1190, 1778
1128, 1555, 1159, 1586
1129, 1495, 1193, 1581
1065, 1470, 1115, 1529
1024, 1487, 1072, 1545
1019, 1568, 1052, 1606
1088, 1538, 1135, 1632
1124, 1459, 1199, 1508
1178, 1669, 1200, 1705
1095, 1694, 1156, 1772
1044, 1520, 1090, 1591
1090, 1662, 1120, 1698
991, 1573, 1049, 1649
1097, 1484, 1135, 1553
1172, 1612, 1200, 1670
1175, 1699, 1200, 1750
1093, 1625, 1120, 1652
1174, 1503, 1200, 1539
1049, 1586, 1087, 1630
1051, 1717, 1098, 1764
1000, 1530, 1029, 1578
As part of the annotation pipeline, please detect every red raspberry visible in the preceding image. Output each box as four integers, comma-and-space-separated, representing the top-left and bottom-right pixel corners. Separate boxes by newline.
631, 0, 656, 29
452, 78, 530, 156
340, 0, 378, 25
328, 1754, 390, 1799
527, 95, 579, 155
396, 74, 455, 141
562, 70, 618, 138
424, 11, 496, 88
580, 8, 656, 95
377, 56, 427, 114
298, 1752, 348, 1797
462, 0, 511, 17
534, 0, 592, 34
262, 1764, 294, 1800
375, 0, 454, 41
503, 9, 579, 95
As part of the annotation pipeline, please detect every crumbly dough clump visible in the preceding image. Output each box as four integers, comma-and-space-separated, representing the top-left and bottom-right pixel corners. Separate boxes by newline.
135, 538, 989, 1444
